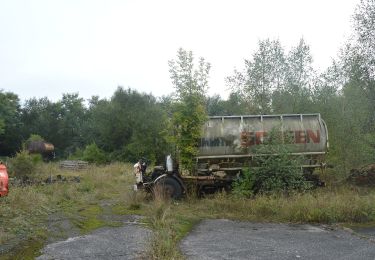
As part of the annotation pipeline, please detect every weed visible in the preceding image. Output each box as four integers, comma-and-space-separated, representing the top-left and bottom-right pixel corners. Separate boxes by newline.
0, 162, 137, 257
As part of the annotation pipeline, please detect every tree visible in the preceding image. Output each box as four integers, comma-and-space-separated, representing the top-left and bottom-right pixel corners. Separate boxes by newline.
272, 38, 315, 113
57, 93, 87, 156
353, 0, 375, 78
168, 48, 210, 171
227, 39, 286, 114
85, 87, 168, 163
0, 90, 22, 156
22, 97, 63, 157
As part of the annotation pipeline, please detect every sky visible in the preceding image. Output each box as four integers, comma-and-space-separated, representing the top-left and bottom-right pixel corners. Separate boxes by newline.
0, 0, 359, 103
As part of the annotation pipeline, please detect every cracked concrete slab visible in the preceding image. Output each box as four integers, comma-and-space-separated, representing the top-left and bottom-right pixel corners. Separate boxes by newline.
180, 219, 375, 260
37, 220, 151, 260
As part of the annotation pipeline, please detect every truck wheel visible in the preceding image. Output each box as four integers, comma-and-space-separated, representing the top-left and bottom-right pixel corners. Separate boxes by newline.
153, 177, 182, 200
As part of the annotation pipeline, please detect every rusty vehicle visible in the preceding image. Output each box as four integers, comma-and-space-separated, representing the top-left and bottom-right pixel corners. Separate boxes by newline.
136, 114, 328, 199
0, 162, 9, 196
27, 141, 55, 161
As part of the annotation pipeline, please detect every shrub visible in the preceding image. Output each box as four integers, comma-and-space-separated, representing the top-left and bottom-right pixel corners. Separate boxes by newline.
234, 129, 312, 195
232, 168, 254, 197
251, 145, 311, 194
82, 143, 107, 164
251, 130, 312, 194
68, 147, 84, 160
9, 150, 38, 179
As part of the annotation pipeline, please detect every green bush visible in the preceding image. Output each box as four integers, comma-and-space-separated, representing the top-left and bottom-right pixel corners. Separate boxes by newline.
82, 143, 107, 164
232, 168, 254, 197
251, 145, 311, 194
68, 147, 84, 160
234, 129, 312, 195
9, 150, 38, 179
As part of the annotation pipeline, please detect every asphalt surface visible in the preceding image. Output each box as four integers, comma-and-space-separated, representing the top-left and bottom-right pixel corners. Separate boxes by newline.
37, 216, 151, 260
36, 217, 375, 260
180, 219, 375, 260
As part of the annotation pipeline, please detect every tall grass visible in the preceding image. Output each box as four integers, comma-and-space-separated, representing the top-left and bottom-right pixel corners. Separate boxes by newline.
0, 162, 136, 250
172, 186, 375, 224
145, 199, 187, 260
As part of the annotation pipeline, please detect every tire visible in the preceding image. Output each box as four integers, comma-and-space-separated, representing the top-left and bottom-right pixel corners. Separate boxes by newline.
153, 177, 183, 200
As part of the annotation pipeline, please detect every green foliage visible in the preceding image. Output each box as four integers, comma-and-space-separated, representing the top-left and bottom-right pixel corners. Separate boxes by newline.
251, 146, 311, 194
234, 130, 311, 195
68, 147, 84, 160
168, 48, 210, 171
85, 87, 168, 163
252, 130, 312, 194
0, 90, 22, 155
9, 150, 38, 179
171, 96, 207, 170
82, 143, 107, 164
0, 1, 374, 174
21, 94, 87, 158
206, 93, 248, 116
232, 168, 254, 197
0, 119, 4, 135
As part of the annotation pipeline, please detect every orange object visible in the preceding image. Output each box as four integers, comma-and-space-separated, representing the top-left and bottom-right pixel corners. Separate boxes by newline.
0, 163, 9, 196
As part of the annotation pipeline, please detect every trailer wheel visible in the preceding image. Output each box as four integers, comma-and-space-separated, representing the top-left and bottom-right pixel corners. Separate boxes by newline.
153, 177, 182, 200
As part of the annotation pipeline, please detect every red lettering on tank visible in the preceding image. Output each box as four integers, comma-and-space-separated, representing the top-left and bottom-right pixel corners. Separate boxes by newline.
239, 129, 320, 147
241, 131, 256, 147
295, 130, 306, 144
307, 130, 320, 143
240, 131, 248, 147
255, 131, 267, 145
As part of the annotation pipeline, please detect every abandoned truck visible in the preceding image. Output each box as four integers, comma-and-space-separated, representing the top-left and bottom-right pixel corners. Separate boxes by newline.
134, 114, 328, 199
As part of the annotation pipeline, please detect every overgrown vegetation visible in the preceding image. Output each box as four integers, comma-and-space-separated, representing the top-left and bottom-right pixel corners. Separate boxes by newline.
168, 48, 210, 171
81, 143, 107, 164
233, 130, 312, 195
0, 163, 135, 257
8, 150, 41, 179
1, 162, 375, 259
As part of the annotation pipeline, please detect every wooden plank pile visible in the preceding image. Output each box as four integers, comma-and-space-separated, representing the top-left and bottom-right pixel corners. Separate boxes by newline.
59, 160, 88, 170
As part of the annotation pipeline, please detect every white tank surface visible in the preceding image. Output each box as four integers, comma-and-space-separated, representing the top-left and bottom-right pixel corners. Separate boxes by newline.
198, 114, 328, 158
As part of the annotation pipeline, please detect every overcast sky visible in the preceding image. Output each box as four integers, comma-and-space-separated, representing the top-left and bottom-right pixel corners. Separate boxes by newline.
0, 0, 359, 102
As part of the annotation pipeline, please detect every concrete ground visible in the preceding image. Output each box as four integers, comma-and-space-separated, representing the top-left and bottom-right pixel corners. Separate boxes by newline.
37, 216, 151, 260
180, 219, 375, 260
36, 218, 375, 260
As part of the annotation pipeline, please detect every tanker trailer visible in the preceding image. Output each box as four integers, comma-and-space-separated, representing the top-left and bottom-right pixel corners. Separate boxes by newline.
27, 141, 55, 161
137, 114, 328, 198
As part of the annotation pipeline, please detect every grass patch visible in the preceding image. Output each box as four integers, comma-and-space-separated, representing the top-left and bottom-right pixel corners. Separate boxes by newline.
144, 197, 200, 260
111, 204, 143, 216
171, 186, 375, 224
0, 239, 45, 260
0, 162, 137, 257
74, 205, 106, 234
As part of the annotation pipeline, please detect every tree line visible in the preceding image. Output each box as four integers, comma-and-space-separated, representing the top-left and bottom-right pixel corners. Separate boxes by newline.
0, 0, 374, 172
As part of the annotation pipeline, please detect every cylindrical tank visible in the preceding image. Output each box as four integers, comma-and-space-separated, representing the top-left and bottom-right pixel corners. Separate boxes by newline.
0, 163, 9, 197
27, 141, 54, 154
198, 114, 328, 158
